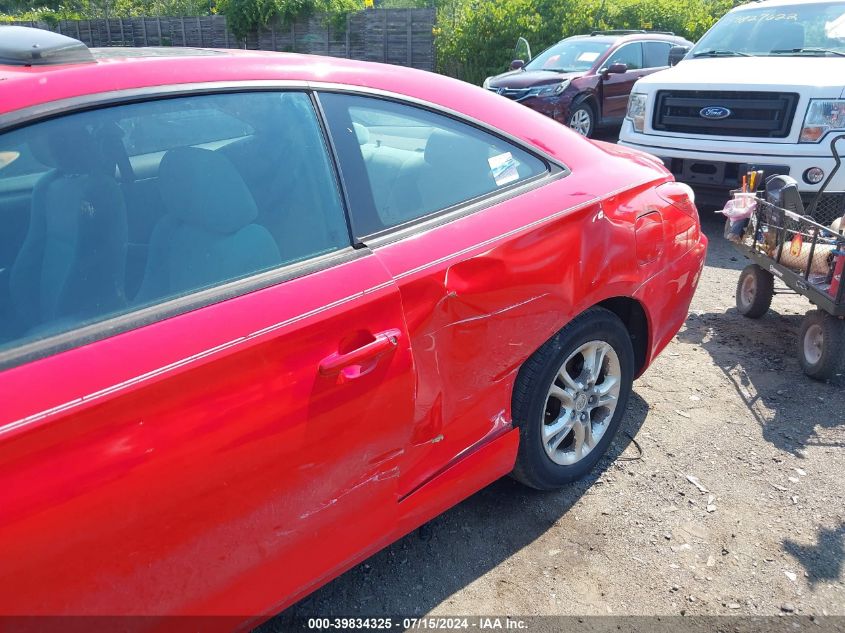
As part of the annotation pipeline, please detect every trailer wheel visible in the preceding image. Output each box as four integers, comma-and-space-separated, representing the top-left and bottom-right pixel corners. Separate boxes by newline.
736, 264, 774, 318
798, 311, 845, 380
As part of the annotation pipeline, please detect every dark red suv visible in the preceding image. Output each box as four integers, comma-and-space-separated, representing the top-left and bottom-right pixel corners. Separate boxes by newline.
484, 31, 693, 138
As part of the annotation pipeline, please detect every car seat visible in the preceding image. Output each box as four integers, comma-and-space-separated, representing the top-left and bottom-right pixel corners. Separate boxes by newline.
222, 104, 351, 264
134, 147, 281, 305
416, 129, 496, 215
9, 126, 128, 334
355, 122, 426, 227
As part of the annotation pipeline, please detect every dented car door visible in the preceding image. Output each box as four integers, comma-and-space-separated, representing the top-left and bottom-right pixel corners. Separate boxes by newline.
318, 91, 600, 499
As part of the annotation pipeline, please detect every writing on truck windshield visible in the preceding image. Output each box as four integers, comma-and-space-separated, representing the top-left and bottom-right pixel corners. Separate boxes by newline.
690, 2, 845, 57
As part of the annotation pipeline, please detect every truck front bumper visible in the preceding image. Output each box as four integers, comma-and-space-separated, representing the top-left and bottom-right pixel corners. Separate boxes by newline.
619, 133, 845, 224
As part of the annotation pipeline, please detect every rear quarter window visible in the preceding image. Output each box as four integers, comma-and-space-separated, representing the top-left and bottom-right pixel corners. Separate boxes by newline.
319, 92, 548, 236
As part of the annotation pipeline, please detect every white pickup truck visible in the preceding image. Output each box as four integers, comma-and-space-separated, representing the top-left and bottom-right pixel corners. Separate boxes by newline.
619, 0, 845, 225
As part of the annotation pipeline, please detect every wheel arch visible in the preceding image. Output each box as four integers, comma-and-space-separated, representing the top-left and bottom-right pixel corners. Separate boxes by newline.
572, 92, 599, 117
596, 296, 650, 377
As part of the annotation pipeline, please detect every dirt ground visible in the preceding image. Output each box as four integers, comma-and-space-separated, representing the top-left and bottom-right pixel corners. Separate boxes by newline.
268, 209, 845, 625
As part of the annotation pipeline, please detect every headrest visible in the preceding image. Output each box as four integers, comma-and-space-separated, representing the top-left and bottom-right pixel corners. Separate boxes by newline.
424, 129, 490, 173
353, 122, 370, 145
158, 147, 258, 235
29, 125, 108, 175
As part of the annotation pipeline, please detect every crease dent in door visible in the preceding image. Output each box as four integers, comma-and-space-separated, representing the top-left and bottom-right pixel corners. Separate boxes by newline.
397, 233, 581, 496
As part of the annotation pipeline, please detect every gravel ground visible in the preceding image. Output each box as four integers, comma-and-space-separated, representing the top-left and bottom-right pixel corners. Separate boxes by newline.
268, 204, 845, 626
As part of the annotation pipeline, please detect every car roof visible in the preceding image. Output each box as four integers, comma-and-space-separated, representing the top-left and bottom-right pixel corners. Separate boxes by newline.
0, 45, 443, 116
0, 33, 614, 173
566, 32, 690, 45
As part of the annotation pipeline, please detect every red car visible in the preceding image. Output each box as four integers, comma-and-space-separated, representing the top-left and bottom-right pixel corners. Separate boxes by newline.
484, 31, 693, 138
0, 26, 706, 624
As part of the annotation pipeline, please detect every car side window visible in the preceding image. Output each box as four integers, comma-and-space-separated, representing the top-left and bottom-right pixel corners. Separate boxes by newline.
643, 42, 673, 68
320, 93, 548, 235
607, 42, 643, 70
0, 91, 349, 355
319, 92, 547, 235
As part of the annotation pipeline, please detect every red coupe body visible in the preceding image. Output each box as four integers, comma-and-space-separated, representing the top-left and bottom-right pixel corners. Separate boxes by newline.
0, 35, 706, 625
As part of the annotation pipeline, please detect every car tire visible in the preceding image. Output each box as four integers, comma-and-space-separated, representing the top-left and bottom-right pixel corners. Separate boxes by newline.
798, 310, 845, 380
568, 100, 595, 138
511, 307, 634, 490
736, 264, 774, 319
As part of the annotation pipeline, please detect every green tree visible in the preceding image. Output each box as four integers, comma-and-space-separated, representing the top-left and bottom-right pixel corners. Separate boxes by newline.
217, 0, 362, 41
435, 0, 747, 85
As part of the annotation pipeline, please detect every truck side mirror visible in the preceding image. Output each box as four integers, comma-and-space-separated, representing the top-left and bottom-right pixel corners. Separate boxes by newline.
607, 63, 628, 74
668, 46, 690, 66
510, 59, 525, 70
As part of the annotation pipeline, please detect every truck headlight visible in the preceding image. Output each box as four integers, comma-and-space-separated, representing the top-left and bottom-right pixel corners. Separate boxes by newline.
800, 99, 845, 143
626, 93, 648, 132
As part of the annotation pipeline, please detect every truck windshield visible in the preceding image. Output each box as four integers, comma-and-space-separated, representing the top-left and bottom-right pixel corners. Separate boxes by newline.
524, 39, 612, 72
690, 1, 845, 57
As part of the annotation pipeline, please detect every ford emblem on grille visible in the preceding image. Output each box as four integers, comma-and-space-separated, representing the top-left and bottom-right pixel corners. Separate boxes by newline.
700, 106, 732, 120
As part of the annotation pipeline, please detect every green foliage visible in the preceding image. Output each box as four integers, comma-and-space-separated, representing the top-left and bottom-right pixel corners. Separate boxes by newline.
0, 4, 82, 22
217, 0, 363, 41
112, 0, 212, 16
378, 0, 429, 7
1, 0, 211, 20
435, 0, 747, 85
1, 0, 358, 27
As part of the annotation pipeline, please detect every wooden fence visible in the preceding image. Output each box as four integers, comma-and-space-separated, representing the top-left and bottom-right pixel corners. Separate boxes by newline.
11, 8, 436, 71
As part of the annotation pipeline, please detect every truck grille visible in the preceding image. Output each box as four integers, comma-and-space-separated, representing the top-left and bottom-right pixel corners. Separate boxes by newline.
802, 192, 845, 227
653, 90, 799, 138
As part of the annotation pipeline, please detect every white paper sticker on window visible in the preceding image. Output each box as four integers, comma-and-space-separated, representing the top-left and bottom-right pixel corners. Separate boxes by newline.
489, 152, 519, 186
577, 51, 600, 62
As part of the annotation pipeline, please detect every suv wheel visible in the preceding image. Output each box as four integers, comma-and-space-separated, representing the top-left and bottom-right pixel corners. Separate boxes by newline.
568, 101, 595, 137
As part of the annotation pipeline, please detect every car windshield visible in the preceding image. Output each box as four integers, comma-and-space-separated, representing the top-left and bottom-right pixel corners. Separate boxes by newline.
690, 1, 845, 57
524, 39, 612, 72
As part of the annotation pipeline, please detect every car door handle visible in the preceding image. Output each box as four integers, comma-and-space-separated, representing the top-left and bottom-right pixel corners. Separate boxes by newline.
319, 329, 401, 377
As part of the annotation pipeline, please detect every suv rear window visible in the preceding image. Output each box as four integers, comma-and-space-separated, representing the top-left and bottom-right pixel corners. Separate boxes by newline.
643, 41, 672, 68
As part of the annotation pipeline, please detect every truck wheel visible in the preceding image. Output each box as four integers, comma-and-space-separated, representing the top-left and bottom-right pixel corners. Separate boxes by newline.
568, 101, 595, 138
798, 310, 845, 380
736, 264, 774, 318
511, 307, 634, 490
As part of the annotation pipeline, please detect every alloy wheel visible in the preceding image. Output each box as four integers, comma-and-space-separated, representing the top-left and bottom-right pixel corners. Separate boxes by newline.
569, 108, 592, 136
541, 340, 621, 465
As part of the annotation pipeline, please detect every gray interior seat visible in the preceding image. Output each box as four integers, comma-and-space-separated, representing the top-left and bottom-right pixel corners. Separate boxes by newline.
10, 127, 128, 332
416, 129, 496, 214
219, 135, 341, 262
354, 126, 495, 228
134, 146, 281, 305
359, 137, 424, 226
